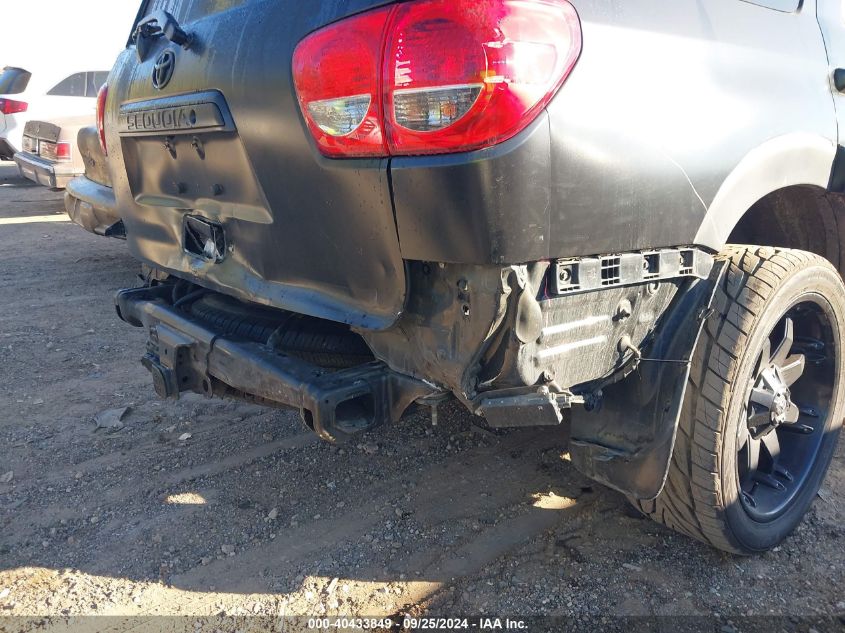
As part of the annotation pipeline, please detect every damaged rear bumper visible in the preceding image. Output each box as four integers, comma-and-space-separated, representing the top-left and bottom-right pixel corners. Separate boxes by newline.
114, 286, 435, 442
64, 175, 124, 238
114, 247, 725, 501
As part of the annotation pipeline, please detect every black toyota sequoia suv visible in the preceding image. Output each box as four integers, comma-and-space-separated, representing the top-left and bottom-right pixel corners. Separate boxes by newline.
105, 0, 845, 554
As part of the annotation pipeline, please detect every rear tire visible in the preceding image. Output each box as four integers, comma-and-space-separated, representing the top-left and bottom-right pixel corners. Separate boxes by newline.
637, 246, 845, 554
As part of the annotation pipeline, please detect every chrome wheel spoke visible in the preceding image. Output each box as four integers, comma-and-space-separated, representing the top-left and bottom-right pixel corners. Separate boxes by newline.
779, 354, 806, 387
771, 317, 795, 367
761, 430, 781, 462
746, 435, 761, 473
757, 338, 772, 374
750, 387, 774, 409
783, 401, 801, 425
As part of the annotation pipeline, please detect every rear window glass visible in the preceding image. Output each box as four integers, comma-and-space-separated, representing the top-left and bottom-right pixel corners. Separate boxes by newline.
0, 67, 32, 95
48, 72, 110, 97
87, 72, 110, 95
48, 73, 87, 97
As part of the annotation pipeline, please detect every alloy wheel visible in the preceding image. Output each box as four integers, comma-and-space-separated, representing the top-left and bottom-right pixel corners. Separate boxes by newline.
738, 303, 836, 521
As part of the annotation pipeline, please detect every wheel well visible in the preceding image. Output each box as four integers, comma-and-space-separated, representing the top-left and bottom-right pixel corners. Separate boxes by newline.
728, 185, 845, 275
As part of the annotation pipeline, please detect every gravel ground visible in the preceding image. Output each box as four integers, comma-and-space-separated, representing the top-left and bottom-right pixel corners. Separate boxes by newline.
1, 161, 844, 630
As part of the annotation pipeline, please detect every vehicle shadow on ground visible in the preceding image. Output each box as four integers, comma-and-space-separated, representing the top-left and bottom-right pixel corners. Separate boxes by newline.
0, 162, 32, 184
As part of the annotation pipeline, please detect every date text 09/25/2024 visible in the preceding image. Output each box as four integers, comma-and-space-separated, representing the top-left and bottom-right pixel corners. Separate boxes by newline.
306, 617, 528, 630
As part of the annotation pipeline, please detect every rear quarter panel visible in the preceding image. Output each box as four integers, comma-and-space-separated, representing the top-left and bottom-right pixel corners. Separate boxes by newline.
389, 0, 835, 265
77, 126, 112, 187
545, 0, 835, 255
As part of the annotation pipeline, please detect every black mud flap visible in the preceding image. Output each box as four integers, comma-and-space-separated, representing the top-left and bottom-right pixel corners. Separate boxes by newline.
569, 260, 727, 501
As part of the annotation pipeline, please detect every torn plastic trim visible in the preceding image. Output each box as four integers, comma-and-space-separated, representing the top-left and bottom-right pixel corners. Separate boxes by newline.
475, 386, 583, 429
551, 247, 713, 296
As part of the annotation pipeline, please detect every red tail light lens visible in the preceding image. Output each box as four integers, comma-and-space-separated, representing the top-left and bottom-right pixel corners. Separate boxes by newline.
385, 0, 581, 155
55, 141, 72, 162
41, 141, 72, 162
96, 84, 108, 156
292, 7, 391, 157
292, 0, 581, 158
0, 98, 28, 115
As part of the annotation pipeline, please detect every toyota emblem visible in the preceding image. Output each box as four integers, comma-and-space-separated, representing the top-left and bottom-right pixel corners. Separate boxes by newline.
152, 50, 176, 90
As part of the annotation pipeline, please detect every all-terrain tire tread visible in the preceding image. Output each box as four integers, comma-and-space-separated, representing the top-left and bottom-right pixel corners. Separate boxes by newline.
634, 246, 839, 554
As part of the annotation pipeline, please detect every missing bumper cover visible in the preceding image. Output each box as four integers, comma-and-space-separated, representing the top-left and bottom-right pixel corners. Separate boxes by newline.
115, 285, 435, 442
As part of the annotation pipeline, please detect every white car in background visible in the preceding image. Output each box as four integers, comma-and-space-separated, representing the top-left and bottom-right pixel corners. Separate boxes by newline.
0, 66, 109, 161
0, 66, 32, 159
0, 1, 141, 161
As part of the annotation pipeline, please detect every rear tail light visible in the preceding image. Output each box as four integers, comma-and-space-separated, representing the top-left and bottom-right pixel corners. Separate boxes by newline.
392, 85, 483, 133
40, 141, 72, 162
0, 98, 28, 115
96, 84, 108, 156
55, 141, 72, 162
292, 8, 390, 157
386, 0, 581, 155
292, 0, 581, 158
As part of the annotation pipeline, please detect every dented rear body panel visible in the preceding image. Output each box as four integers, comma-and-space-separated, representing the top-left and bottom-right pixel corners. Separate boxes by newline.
108, 0, 404, 329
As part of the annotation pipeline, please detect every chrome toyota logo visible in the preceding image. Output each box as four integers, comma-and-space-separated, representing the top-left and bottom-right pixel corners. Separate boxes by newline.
152, 50, 176, 90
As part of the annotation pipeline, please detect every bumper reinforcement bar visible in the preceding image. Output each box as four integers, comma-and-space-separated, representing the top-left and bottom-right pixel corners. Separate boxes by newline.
115, 286, 434, 442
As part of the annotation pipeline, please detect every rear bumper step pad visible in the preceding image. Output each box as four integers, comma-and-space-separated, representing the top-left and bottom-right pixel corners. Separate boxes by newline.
115, 286, 434, 442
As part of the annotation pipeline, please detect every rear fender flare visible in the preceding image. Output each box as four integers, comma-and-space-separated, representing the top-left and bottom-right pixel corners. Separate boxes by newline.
694, 133, 836, 250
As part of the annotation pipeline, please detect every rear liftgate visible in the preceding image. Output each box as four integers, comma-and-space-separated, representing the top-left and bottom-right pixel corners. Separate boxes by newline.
115, 285, 434, 443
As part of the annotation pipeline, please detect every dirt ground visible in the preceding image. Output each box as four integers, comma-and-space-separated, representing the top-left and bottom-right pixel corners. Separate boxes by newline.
1, 159, 845, 631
